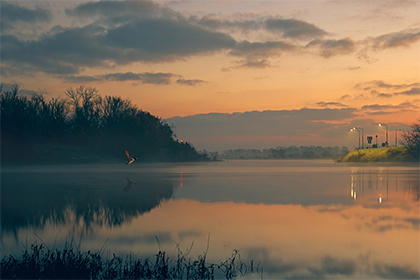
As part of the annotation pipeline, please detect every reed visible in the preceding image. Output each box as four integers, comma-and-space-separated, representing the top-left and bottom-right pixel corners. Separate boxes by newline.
0, 242, 260, 279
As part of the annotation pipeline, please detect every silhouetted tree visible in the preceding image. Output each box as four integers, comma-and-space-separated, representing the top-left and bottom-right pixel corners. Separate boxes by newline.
1, 84, 206, 163
402, 118, 420, 161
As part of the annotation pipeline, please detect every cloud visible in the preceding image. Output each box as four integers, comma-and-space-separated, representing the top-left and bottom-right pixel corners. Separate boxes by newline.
226, 40, 296, 69
315, 102, 348, 108
351, 80, 420, 99
222, 59, 272, 71
191, 14, 262, 32
309, 256, 356, 277
355, 80, 420, 91
1, 25, 111, 75
367, 28, 420, 50
1, 18, 236, 75
0, 2, 52, 31
306, 38, 356, 58
394, 87, 420, 96
374, 264, 420, 279
64, 72, 207, 86
193, 15, 328, 41
65, 0, 170, 20
104, 19, 236, 60
1, 1, 419, 78
63, 72, 178, 85
264, 18, 328, 39
230, 40, 296, 58
176, 79, 207, 86
360, 100, 419, 115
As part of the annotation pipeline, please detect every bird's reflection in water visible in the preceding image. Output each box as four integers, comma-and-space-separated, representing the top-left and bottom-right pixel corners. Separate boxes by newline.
123, 178, 136, 192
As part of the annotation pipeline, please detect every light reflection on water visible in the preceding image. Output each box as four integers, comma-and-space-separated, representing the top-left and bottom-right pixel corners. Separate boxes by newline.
1, 160, 419, 279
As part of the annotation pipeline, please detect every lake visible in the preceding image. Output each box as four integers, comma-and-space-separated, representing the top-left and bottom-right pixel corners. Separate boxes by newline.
1, 160, 419, 279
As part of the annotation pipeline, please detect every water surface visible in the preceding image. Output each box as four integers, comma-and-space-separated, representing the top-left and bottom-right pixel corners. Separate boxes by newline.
1, 160, 419, 279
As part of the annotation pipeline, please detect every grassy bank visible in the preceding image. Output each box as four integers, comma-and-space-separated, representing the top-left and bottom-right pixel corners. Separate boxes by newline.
338, 146, 416, 163
0, 243, 259, 280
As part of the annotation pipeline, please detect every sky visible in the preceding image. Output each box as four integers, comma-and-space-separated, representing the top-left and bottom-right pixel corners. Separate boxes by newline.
1, 0, 419, 151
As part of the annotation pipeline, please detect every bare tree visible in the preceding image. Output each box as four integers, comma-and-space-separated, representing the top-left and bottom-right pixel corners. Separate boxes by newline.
402, 118, 420, 161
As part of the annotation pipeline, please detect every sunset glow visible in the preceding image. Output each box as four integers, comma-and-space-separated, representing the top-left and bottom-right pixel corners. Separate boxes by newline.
1, 0, 419, 150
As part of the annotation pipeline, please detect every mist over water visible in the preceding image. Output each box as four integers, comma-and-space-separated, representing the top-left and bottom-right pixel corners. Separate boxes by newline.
1, 160, 419, 279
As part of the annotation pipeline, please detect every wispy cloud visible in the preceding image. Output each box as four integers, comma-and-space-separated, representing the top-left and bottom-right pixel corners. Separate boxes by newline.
315, 102, 349, 108
348, 80, 420, 99
394, 87, 420, 96
176, 79, 207, 86
360, 100, 419, 115
366, 28, 420, 50
63, 72, 206, 86
264, 18, 328, 39
306, 38, 356, 58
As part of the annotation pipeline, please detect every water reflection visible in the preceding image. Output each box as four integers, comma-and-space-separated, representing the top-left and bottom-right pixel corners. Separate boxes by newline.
123, 177, 136, 192
1, 170, 177, 237
350, 170, 419, 206
1, 161, 419, 279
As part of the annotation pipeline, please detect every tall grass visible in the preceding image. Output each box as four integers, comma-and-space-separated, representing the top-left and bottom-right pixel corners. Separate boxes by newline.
0, 242, 260, 279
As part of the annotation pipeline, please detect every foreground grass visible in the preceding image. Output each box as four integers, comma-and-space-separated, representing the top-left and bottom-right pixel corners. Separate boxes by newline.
0, 243, 260, 280
338, 146, 415, 163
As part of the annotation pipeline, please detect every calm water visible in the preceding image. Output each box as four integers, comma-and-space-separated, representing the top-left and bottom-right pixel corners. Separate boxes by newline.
1, 160, 419, 279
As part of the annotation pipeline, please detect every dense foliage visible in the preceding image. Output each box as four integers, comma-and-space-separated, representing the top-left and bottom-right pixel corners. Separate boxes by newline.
0, 84, 206, 163
221, 145, 349, 160
402, 118, 420, 161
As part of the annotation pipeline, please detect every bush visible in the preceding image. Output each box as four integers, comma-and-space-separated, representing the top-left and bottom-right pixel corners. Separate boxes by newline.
0, 243, 259, 280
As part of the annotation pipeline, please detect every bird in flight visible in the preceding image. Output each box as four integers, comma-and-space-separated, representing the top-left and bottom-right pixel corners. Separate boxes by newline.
124, 150, 138, 165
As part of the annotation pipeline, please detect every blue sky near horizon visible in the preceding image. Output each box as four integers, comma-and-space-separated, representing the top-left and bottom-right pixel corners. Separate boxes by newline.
1, 0, 419, 150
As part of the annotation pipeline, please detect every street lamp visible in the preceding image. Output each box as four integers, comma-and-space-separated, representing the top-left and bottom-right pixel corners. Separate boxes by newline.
351, 127, 364, 149
379, 123, 388, 147
352, 127, 364, 149
395, 129, 402, 146
350, 128, 360, 148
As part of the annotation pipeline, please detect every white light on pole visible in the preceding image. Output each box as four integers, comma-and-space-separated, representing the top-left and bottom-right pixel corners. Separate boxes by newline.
350, 128, 361, 149
352, 127, 364, 149
379, 123, 388, 147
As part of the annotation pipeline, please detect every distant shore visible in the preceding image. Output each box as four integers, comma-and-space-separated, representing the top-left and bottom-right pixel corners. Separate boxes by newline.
337, 146, 417, 163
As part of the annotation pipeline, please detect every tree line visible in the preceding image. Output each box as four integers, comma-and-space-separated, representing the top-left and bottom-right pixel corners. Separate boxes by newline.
219, 145, 349, 160
0, 84, 206, 163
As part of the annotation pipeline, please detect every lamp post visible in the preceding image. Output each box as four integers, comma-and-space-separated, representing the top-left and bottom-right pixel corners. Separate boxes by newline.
395, 129, 402, 146
352, 127, 364, 149
351, 127, 363, 149
379, 123, 388, 147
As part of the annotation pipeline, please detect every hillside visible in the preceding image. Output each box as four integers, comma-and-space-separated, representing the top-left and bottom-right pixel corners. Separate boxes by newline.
338, 147, 416, 163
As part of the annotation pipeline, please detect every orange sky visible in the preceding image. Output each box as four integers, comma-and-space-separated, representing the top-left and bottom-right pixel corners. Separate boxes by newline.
1, 0, 419, 149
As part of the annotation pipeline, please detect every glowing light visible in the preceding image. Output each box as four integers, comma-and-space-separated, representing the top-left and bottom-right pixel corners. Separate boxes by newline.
379, 194, 382, 203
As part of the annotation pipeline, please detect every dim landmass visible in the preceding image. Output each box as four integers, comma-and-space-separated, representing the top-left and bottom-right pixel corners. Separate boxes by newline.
1, 85, 206, 164
216, 146, 349, 160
